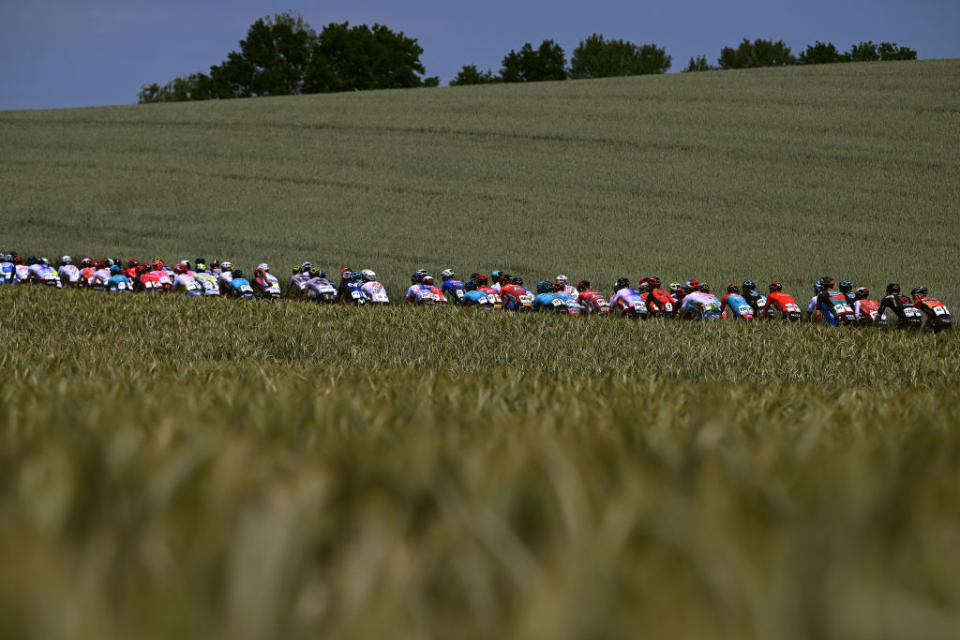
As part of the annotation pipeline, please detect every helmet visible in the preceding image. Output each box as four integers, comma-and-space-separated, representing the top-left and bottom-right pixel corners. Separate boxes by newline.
556, 274, 568, 284
839, 280, 853, 292
637, 281, 651, 293
727, 283, 740, 294
39, 257, 50, 265
615, 277, 630, 291
475, 274, 488, 285
886, 282, 900, 295
422, 275, 435, 285
196, 263, 206, 272
352, 271, 363, 282
174, 262, 187, 273
440, 268, 454, 280
465, 279, 477, 291
318, 270, 327, 278
257, 263, 270, 272
700, 283, 711, 293
309, 267, 321, 278
292, 265, 301, 274
361, 269, 376, 282
300, 261, 312, 271
232, 268, 243, 278
411, 271, 423, 284
221, 261, 232, 270
26, 256, 37, 265
820, 277, 835, 289
196, 257, 206, 267
536, 280, 552, 293
577, 279, 591, 291
669, 282, 682, 294
210, 259, 220, 269
742, 280, 756, 291
684, 279, 699, 292
511, 276, 523, 286
911, 286, 927, 298
491, 269, 502, 281
61, 256, 72, 265
855, 287, 869, 299
813, 281, 822, 294
110, 265, 121, 275
127, 259, 138, 267
649, 277, 661, 288
553, 281, 565, 292
769, 281, 782, 293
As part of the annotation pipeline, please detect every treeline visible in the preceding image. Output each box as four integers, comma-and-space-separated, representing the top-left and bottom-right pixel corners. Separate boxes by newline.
685, 38, 917, 72
139, 12, 918, 102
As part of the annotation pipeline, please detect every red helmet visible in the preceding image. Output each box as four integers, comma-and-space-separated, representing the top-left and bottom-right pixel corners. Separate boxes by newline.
684, 279, 700, 292
649, 276, 661, 288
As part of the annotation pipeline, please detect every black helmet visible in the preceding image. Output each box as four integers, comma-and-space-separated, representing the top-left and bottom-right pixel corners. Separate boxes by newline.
512, 276, 523, 286
742, 280, 756, 291
911, 285, 927, 298
536, 280, 552, 293
577, 279, 591, 291
855, 287, 869, 300
727, 283, 740, 294
465, 279, 477, 291
839, 280, 853, 292
886, 282, 900, 295
196, 257, 206, 266
615, 277, 630, 291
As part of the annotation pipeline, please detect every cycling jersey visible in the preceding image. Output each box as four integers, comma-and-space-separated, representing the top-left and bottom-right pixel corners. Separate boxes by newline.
477, 286, 503, 309
558, 284, 577, 297
610, 288, 647, 317
553, 292, 581, 315
680, 291, 722, 320
92, 268, 111, 290
229, 278, 255, 299
361, 281, 390, 303
306, 278, 337, 301
106, 274, 133, 293
853, 299, 884, 326
644, 289, 675, 316
721, 293, 754, 320
914, 297, 952, 332
462, 290, 493, 308
195, 272, 221, 296
255, 271, 281, 298
58, 264, 82, 286
577, 289, 610, 314
815, 290, 856, 326
500, 284, 534, 311
173, 273, 202, 296
0, 262, 14, 284
742, 290, 763, 316
406, 284, 438, 304
217, 270, 234, 293
763, 291, 802, 320
877, 293, 922, 328
533, 292, 560, 311
285, 272, 312, 298
441, 279, 466, 304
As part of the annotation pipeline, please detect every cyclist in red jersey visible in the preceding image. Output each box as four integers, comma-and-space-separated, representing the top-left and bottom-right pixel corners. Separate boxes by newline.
852, 287, 883, 327
762, 281, 803, 321
910, 286, 952, 332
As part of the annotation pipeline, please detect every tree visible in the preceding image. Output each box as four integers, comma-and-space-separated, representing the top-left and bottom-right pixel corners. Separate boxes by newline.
568, 34, 670, 79
500, 40, 566, 82
304, 22, 437, 93
847, 41, 881, 62
683, 55, 714, 72
449, 65, 501, 86
799, 41, 844, 65
718, 38, 796, 69
138, 13, 436, 103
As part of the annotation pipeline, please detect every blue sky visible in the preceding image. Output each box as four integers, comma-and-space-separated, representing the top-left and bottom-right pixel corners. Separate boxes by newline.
1, 0, 957, 110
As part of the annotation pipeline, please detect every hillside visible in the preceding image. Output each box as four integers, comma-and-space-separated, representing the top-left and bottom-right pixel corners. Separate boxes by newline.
1, 59, 958, 299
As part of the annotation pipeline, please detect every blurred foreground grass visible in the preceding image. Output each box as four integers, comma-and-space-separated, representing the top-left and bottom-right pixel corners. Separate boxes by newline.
1, 286, 959, 639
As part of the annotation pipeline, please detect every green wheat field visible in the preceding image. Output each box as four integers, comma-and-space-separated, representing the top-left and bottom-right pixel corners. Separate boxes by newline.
1, 60, 959, 639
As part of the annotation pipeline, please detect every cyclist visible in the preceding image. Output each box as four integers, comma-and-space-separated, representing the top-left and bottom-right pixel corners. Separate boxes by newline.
741, 280, 763, 316
500, 276, 534, 311
680, 282, 723, 321
0, 254, 14, 284
576, 280, 610, 315
461, 279, 495, 309
217, 261, 234, 293
642, 277, 675, 318
172, 262, 202, 296
555, 274, 577, 298
813, 277, 857, 326
610, 277, 648, 318
405, 271, 437, 304
852, 287, 883, 327
305, 268, 337, 302
195, 264, 221, 297
360, 269, 390, 304
440, 269, 466, 304
474, 274, 503, 309
227, 269, 255, 299
910, 286, 951, 332
105, 264, 133, 293
876, 283, 922, 328
422, 275, 446, 304
283, 263, 313, 299
55, 256, 81, 287
720, 283, 754, 320
533, 281, 561, 311
806, 280, 823, 323
762, 281, 803, 321
254, 263, 281, 299
839, 280, 857, 308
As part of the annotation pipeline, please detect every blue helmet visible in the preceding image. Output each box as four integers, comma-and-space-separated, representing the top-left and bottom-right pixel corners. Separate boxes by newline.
536, 280, 552, 293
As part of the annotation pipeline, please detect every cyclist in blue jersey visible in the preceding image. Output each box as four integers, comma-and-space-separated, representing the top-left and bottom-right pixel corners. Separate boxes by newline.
461, 279, 494, 309
814, 277, 856, 325
106, 265, 133, 293
533, 281, 561, 311
720, 283, 754, 320
440, 269, 467, 304
228, 269, 255, 299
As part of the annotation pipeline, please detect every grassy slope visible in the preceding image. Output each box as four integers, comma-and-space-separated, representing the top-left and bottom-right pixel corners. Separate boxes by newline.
1, 60, 959, 299
1, 62, 960, 639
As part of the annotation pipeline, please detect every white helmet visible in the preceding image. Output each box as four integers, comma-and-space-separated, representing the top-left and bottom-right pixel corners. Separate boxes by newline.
221, 261, 233, 270
556, 274, 568, 284
440, 268, 454, 279
61, 256, 72, 265
361, 269, 376, 282
257, 263, 269, 272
